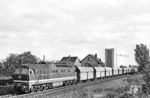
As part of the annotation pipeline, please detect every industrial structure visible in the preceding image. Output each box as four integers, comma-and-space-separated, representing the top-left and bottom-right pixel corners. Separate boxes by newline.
105, 48, 114, 67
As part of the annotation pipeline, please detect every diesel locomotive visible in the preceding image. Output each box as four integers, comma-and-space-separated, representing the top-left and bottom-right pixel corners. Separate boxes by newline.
11, 62, 138, 93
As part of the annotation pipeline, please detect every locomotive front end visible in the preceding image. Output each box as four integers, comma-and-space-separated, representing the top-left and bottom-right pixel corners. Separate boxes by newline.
12, 66, 30, 93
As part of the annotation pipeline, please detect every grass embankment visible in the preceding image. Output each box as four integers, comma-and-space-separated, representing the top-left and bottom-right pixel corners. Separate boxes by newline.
0, 85, 14, 95
92, 74, 144, 98
77, 74, 144, 98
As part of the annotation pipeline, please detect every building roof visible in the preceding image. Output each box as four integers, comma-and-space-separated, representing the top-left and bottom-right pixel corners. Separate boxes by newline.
61, 56, 79, 63
81, 54, 105, 67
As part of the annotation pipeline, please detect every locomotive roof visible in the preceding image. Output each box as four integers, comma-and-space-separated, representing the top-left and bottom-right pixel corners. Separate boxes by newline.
21, 63, 56, 69
19, 63, 74, 70
55, 61, 74, 67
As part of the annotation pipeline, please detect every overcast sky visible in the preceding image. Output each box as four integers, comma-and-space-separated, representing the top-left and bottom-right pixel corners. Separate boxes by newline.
0, 0, 150, 65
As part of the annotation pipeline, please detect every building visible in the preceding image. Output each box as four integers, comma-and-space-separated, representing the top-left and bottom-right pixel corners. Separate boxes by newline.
105, 48, 114, 67
81, 54, 105, 67
60, 56, 81, 67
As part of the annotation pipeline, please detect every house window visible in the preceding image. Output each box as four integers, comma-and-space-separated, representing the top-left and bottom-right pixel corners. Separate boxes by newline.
88, 57, 90, 61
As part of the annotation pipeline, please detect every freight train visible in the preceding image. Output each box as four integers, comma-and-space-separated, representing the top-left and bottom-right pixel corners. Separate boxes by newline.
11, 62, 138, 93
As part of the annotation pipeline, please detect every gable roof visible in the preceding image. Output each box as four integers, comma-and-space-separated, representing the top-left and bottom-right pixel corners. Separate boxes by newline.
61, 56, 79, 63
81, 54, 105, 67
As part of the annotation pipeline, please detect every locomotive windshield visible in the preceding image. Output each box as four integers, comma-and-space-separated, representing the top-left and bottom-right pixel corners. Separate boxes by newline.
15, 68, 29, 74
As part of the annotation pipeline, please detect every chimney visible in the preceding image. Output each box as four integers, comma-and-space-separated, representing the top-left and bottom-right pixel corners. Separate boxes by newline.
95, 53, 97, 58
68, 55, 71, 58
43, 55, 45, 61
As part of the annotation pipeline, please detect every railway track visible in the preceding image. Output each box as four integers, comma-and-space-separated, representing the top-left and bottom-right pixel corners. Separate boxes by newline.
0, 74, 132, 98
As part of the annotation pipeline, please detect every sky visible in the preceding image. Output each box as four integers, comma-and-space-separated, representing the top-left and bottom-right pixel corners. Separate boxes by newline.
0, 0, 150, 66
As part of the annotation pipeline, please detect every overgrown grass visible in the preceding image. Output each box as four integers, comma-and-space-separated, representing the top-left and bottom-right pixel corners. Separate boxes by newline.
0, 85, 14, 95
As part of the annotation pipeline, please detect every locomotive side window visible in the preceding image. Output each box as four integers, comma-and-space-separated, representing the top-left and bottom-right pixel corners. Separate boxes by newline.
52, 70, 55, 73
43, 70, 46, 74
61, 69, 65, 72
68, 69, 70, 72
47, 70, 49, 74
55, 70, 58, 73
40, 70, 42, 74
52, 70, 58, 73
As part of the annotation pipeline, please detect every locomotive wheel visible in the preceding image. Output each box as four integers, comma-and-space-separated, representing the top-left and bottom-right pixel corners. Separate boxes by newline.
68, 81, 71, 85
30, 86, 36, 92
73, 80, 76, 84
39, 85, 44, 91
63, 81, 67, 86
70, 80, 73, 85
47, 84, 52, 89
44, 84, 48, 90
66, 81, 69, 85
35, 85, 39, 91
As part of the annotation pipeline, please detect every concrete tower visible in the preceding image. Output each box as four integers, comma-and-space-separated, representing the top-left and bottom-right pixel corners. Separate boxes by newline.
105, 48, 114, 67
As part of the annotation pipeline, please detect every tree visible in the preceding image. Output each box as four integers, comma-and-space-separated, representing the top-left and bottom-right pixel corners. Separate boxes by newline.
3, 51, 40, 75
135, 44, 150, 95
0, 61, 3, 76
134, 44, 150, 74
18, 51, 39, 64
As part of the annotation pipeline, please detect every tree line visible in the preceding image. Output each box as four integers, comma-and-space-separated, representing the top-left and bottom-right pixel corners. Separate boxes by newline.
0, 44, 149, 76
0, 51, 42, 76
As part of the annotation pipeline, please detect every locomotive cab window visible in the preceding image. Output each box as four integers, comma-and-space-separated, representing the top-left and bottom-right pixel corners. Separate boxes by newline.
15, 68, 28, 74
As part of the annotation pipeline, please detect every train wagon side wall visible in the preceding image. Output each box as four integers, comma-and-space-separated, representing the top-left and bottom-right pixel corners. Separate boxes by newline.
105, 67, 113, 76
87, 72, 94, 79
80, 72, 88, 80
113, 69, 118, 75
96, 71, 105, 78
80, 72, 94, 80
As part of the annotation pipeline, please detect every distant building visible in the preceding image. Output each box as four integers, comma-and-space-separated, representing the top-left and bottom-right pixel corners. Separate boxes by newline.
60, 56, 81, 67
105, 48, 114, 67
81, 54, 105, 67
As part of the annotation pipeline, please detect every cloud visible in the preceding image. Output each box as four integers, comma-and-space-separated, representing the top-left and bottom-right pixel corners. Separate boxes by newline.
0, 0, 149, 65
